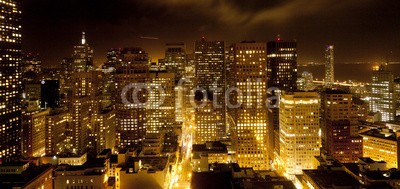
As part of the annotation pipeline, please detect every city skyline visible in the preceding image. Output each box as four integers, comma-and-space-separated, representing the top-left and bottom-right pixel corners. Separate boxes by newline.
22, 0, 400, 66
3, 0, 400, 189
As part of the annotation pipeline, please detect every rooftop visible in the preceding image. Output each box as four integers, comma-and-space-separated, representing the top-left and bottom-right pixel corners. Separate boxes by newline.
121, 156, 169, 172
342, 163, 360, 176
364, 170, 400, 180
0, 165, 53, 188
359, 129, 397, 141
303, 170, 359, 188
323, 88, 351, 94
192, 141, 228, 153
98, 149, 112, 157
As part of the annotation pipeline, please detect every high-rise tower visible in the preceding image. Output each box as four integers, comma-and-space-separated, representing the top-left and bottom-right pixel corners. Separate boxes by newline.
229, 41, 269, 170
194, 38, 226, 140
73, 32, 93, 72
278, 92, 320, 178
370, 64, 396, 122
0, 0, 22, 162
325, 45, 334, 87
115, 48, 149, 148
266, 38, 297, 91
164, 43, 186, 83
266, 37, 298, 163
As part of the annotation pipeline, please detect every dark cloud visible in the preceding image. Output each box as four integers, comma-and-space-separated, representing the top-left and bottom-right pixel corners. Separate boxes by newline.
22, 0, 400, 67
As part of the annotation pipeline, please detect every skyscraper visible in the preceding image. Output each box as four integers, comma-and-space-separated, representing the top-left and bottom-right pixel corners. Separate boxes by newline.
229, 42, 269, 170
40, 80, 60, 109
22, 108, 49, 157
115, 48, 149, 148
45, 110, 68, 155
146, 70, 176, 134
278, 92, 320, 178
73, 32, 93, 72
69, 71, 102, 153
266, 37, 297, 163
0, 0, 22, 162
102, 49, 120, 108
164, 43, 186, 83
163, 43, 186, 124
95, 109, 116, 153
266, 38, 297, 91
325, 45, 334, 87
321, 89, 362, 163
195, 98, 219, 144
369, 64, 396, 122
194, 38, 226, 140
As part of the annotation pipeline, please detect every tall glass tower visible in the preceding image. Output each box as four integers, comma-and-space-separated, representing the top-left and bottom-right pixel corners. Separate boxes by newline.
0, 0, 22, 162
325, 45, 334, 87
194, 38, 226, 141
370, 64, 396, 122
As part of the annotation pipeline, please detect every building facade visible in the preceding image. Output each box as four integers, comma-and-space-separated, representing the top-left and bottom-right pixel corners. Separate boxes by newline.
146, 71, 175, 134
369, 64, 396, 122
321, 89, 362, 163
278, 92, 320, 178
229, 42, 269, 170
360, 129, 399, 169
45, 110, 68, 155
22, 108, 50, 157
324, 45, 334, 87
194, 38, 226, 140
72, 32, 93, 72
266, 38, 298, 165
0, 0, 22, 162
115, 48, 149, 148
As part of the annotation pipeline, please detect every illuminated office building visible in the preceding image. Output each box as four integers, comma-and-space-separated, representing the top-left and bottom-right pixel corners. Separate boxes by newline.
22, 108, 50, 157
229, 42, 269, 170
73, 32, 93, 72
194, 38, 226, 139
396, 78, 400, 117
164, 43, 186, 83
278, 92, 320, 178
115, 48, 149, 148
360, 128, 399, 169
22, 53, 41, 74
94, 109, 116, 153
183, 53, 196, 133
266, 38, 297, 91
146, 70, 175, 134
70, 97, 90, 154
70, 71, 102, 153
195, 98, 218, 144
60, 57, 73, 106
369, 64, 396, 122
321, 89, 362, 163
45, 110, 68, 155
297, 71, 314, 91
101, 49, 120, 108
169, 44, 186, 123
266, 38, 297, 163
325, 45, 334, 87
0, 0, 22, 162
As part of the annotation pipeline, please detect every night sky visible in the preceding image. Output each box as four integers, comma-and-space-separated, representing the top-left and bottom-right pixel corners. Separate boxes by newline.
22, 0, 400, 67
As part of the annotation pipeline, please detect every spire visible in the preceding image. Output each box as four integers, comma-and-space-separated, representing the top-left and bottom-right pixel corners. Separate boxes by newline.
276, 34, 281, 41
81, 32, 86, 45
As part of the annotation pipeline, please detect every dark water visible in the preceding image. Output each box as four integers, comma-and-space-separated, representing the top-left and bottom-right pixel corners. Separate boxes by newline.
298, 64, 400, 83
